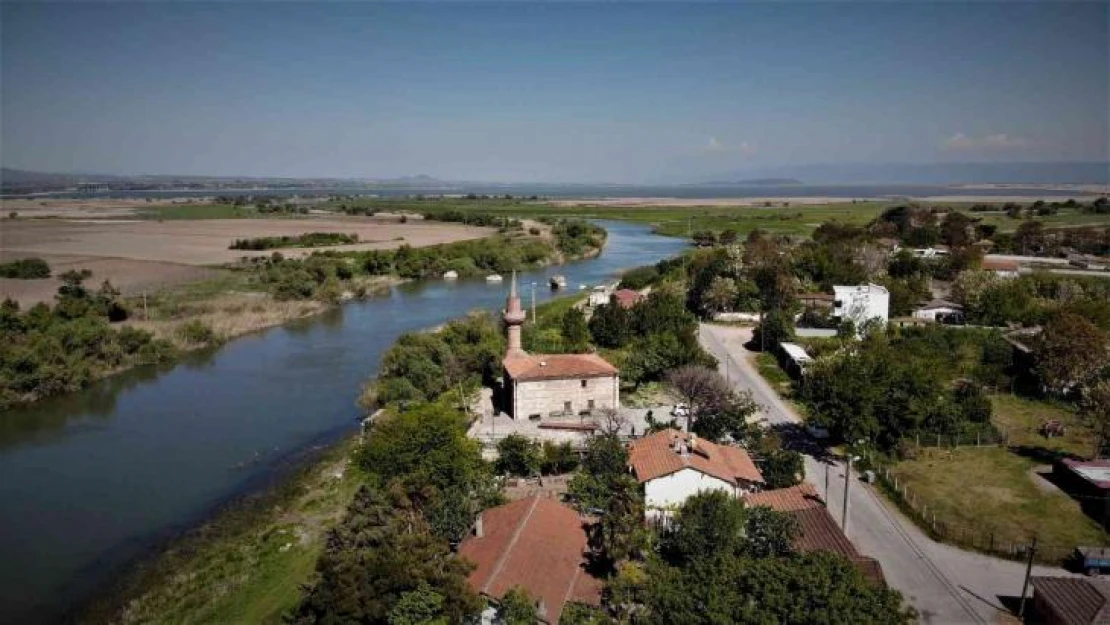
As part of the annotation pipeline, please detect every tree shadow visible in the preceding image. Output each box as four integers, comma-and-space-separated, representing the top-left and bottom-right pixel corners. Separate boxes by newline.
1008, 444, 1082, 465
768, 421, 836, 462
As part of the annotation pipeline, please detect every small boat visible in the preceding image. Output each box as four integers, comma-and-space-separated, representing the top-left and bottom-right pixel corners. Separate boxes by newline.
549, 275, 567, 290
486, 274, 504, 283
443, 270, 459, 280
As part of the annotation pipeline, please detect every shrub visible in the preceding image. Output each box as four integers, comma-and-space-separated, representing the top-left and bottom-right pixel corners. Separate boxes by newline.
176, 320, 217, 346
0, 257, 51, 279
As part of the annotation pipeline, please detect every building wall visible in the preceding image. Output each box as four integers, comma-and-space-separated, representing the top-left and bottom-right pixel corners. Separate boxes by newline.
833, 286, 890, 327
644, 468, 738, 518
511, 375, 619, 419
912, 307, 960, 321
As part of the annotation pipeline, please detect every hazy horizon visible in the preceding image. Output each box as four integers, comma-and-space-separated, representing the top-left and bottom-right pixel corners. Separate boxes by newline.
3, 3, 1107, 183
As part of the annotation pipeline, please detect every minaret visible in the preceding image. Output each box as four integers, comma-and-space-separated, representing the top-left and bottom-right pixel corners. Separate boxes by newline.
503, 271, 527, 357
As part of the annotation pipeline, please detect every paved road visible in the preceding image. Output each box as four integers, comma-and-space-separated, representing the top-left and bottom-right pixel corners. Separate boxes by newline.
699, 324, 1073, 625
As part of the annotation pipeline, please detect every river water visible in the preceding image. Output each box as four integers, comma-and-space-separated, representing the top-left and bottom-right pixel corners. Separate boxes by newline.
0, 221, 686, 622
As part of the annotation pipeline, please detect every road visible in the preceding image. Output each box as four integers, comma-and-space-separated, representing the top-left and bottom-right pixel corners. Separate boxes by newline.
700, 324, 1073, 625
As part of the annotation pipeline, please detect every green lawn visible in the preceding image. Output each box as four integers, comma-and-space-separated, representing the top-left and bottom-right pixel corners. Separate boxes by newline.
96, 438, 365, 624
890, 446, 1108, 560
991, 394, 1095, 459
755, 352, 793, 397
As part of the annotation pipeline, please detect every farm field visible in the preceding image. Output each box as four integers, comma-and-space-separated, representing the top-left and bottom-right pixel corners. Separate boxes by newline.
0, 216, 492, 306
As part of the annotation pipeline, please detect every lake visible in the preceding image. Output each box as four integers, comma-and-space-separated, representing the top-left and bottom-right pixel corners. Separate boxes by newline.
0, 220, 686, 622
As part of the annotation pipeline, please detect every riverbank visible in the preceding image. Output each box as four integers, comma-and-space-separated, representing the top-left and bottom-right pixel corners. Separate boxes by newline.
78, 434, 366, 624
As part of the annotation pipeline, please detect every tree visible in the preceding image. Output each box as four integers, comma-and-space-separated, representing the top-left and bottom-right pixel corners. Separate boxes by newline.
758, 448, 804, 489
665, 365, 735, 431
496, 434, 542, 477
540, 440, 579, 475
753, 308, 794, 350
1015, 219, 1045, 255
499, 586, 537, 625
588, 303, 630, 348
1033, 312, 1108, 395
588, 475, 648, 568
561, 307, 590, 353
388, 583, 449, 625
661, 490, 748, 565
940, 211, 975, 248
292, 486, 482, 624
1082, 379, 1110, 459
702, 276, 739, 314
568, 434, 629, 510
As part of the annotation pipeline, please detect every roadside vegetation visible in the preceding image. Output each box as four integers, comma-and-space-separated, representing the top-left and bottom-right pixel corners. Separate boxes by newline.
0, 257, 51, 279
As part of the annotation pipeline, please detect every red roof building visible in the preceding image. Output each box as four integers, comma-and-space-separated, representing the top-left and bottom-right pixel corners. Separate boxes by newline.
503, 353, 619, 382
1031, 577, 1110, 625
746, 484, 886, 586
458, 496, 602, 624
612, 288, 645, 309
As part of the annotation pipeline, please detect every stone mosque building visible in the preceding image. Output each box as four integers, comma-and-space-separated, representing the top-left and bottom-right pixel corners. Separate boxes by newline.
500, 273, 620, 420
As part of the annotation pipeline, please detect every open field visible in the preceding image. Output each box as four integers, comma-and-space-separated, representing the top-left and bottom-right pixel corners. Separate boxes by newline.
889, 446, 1108, 557
991, 394, 1096, 458
0, 217, 491, 306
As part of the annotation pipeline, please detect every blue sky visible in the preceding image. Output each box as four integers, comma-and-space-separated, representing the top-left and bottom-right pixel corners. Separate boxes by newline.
2, 2, 1107, 182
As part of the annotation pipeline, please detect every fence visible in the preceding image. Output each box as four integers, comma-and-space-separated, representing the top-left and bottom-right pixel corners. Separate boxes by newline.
898, 429, 1009, 452
874, 466, 1078, 565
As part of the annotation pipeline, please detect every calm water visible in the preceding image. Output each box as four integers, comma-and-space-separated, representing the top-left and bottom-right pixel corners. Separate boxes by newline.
0, 221, 686, 623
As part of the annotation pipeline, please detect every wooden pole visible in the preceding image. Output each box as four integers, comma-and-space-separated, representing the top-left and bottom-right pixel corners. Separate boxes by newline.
841, 455, 852, 531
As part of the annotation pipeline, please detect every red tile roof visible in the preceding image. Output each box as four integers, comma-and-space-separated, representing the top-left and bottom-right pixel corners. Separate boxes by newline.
745, 484, 886, 586
503, 353, 618, 382
744, 483, 824, 512
1032, 577, 1110, 625
628, 429, 763, 487
612, 289, 644, 309
458, 496, 601, 624
982, 258, 1019, 272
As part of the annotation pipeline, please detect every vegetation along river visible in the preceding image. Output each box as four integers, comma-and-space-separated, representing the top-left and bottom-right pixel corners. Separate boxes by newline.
0, 220, 687, 623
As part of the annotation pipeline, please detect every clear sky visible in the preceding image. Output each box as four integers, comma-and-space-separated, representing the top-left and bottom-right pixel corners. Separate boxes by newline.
2, 2, 1107, 183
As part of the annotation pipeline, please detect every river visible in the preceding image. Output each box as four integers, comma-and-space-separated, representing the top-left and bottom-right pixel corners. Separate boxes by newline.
0, 221, 686, 623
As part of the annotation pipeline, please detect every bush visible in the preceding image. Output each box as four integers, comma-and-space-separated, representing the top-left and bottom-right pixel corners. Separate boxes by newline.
0, 257, 51, 279
176, 320, 217, 346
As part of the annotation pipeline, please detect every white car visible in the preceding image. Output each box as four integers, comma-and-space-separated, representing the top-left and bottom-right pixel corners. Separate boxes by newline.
671, 403, 689, 418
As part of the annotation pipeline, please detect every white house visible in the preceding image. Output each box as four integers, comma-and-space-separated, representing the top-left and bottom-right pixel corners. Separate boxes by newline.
587, 285, 611, 307
912, 299, 964, 324
628, 429, 763, 520
832, 284, 890, 328
981, 258, 1020, 279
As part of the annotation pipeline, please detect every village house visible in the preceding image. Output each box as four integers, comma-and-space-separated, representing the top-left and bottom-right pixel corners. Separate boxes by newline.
1054, 459, 1110, 529
611, 288, 645, 309
981, 258, 1021, 278
499, 274, 620, 420
458, 496, 603, 624
1030, 576, 1110, 625
832, 283, 890, 328
628, 429, 763, 520
746, 483, 886, 586
912, 299, 965, 324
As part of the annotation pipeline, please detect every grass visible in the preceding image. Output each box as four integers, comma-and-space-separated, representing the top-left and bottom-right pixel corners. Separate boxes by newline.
138, 203, 263, 220
91, 436, 366, 624
991, 394, 1095, 459
755, 352, 793, 397
889, 446, 1108, 560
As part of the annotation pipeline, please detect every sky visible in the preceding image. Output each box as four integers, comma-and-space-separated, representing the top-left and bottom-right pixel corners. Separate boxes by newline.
2, 2, 1108, 183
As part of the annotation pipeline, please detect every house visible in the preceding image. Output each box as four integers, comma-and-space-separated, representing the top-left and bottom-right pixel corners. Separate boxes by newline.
912, 299, 965, 324
1054, 459, 1110, 528
611, 288, 644, 309
832, 284, 890, 328
586, 285, 610, 307
501, 274, 620, 419
777, 342, 813, 378
458, 496, 603, 624
981, 258, 1020, 278
745, 484, 886, 586
1030, 576, 1110, 625
628, 429, 763, 520
799, 292, 835, 310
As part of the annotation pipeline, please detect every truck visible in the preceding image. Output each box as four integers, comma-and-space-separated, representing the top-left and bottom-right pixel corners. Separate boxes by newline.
1075, 546, 1110, 576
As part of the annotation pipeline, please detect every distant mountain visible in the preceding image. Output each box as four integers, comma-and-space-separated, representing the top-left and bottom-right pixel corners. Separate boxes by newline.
697, 162, 1109, 186
690, 177, 803, 186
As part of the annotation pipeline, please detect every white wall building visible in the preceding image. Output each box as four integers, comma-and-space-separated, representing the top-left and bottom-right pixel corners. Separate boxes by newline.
832, 284, 890, 328
628, 429, 763, 520
912, 299, 964, 323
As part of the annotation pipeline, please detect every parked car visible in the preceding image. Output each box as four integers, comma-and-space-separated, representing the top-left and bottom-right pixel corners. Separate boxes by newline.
806, 423, 831, 440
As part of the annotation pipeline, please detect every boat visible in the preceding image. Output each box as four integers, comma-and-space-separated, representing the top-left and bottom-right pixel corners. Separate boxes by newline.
443, 270, 459, 280
486, 274, 503, 283
549, 275, 567, 290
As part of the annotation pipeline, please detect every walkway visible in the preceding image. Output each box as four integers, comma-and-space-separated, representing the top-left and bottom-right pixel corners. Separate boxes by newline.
699, 324, 1073, 625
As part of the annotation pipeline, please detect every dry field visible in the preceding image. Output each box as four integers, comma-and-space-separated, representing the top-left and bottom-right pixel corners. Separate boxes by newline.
0, 216, 491, 306
0, 197, 183, 219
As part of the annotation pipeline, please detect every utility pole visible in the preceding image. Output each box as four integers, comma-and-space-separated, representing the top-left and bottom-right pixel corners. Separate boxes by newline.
530, 282, 536, 323
1018, 535, 1038, 617
841, 454, 853, 532
825, 462, 830, 502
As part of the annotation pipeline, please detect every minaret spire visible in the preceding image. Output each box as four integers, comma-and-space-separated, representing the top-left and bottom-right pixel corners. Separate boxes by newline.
503, 270, 527, 356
